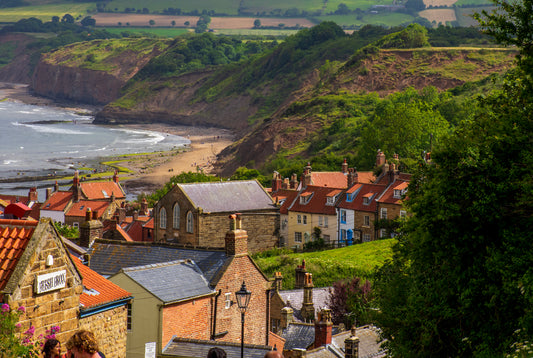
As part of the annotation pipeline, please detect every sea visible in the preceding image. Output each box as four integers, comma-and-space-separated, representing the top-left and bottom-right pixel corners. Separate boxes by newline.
0, 100, 190, 198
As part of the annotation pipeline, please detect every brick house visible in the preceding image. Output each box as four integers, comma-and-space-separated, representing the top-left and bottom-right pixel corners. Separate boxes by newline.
40, 171, 125, 227
0, 187, 41, 220
0, 218, 131, 357
153, 180, 279, 253
89, 215, 272, 357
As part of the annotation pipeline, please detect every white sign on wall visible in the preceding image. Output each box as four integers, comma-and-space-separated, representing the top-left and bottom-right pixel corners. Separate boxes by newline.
145, 342, 156, 358
35, 270, 66, 294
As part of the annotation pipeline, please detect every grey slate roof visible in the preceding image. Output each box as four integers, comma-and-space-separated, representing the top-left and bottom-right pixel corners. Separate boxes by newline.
163, 337, 273, 358
120, 260, 214, 303
179, 180, 275, 213
88, 242, 228, 285
281, 323, 341, 350
306, 326, 387, 358
279, 287, 332, 322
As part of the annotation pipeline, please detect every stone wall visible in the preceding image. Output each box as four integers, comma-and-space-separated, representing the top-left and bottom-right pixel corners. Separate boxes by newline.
79, 306, 128, 358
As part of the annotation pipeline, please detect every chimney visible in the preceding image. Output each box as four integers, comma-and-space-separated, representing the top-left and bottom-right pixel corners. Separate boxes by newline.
314, 308, 333, 348
272, 171, 282, 192
294, 259, 307, 289
225, 213, 248, 256
290, 173, 298, 190
54, 181, 59, 192
376, 150, 386, 168
28, 187, 38, 202
302, 163, 312, 187
46, 188, 52, 201
72, 171, 81, 203
282, 178, 289, 189
141, 198, 148, 215
344, 326, 360, 358
79, 208, 103, 248
347, 168, 358, 188
341, 158, 348, 174
133, 210, 139, 221
113, 170, 119, 183
301, 272, 315, 322
273, 271, 283, 291
280, 307, 293, 329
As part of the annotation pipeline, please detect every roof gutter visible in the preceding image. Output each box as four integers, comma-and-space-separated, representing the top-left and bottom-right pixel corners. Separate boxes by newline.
79, 297, 132, 318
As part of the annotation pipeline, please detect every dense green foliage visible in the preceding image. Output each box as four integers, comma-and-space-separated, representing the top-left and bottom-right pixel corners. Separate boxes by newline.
373, 1, 533, 356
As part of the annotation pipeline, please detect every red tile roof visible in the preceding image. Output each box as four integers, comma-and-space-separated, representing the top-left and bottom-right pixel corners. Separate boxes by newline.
143, 217, 154, 230
309, 172, 348, 188
42, 192, 72, 211
0, 220, 37, 292
71, 255, 131, 309
271, 189, 299, 215
4, 203, 32, 219
289, 185, 343, 215
65, 201, 110, 218
376, 179, 410, 205
80, 181, 125, 200
338, 183, 387, 212
116, 224, 134, 242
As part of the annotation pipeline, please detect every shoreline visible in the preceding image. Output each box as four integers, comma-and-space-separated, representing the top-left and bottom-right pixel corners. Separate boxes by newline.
0, 82, 235, 196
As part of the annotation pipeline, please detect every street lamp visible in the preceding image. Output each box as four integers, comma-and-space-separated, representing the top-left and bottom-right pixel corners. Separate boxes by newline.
235, 281, 252, 358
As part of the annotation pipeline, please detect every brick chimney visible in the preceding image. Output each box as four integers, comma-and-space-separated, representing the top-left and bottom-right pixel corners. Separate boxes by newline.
376, 150, 386, 168
341, 158, 348, 174
347, 168, 358, 188
273, 271, 283, 291
141, 197, 148, 215
344, 326, 360, 358
28, 187, 38, 202
314, 308, 333, 348
282, 178, 289, 189
301, 272, 315, 322
290, 173, 298, 190
54, 181, 59, 192
295, 259, 307, 289
113, 170, 119, 183
272, 171, 282, 192
46, 188, 52, 201
302, 163, 312, 187
280, 306, 293, 329
72, 170, 81, 203
225, 213, 248, 256
79, 208, 103, 248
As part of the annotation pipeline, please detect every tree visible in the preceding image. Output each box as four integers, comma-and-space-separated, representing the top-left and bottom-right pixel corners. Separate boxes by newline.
171, 20, 176, 27
184, 21, 190, 26
61, 13, 74, 24
328, 277, 373, 328
80, 16, 96, 27
373, 2, 533, 354
149, 19, 155, 26
253, 18, 261, 28
51, 16, 59, 23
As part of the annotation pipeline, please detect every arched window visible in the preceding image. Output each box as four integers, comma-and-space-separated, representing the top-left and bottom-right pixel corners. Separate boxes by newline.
160, 207, 167, 229
186, 211, 194, 233
173, 203, 180, 229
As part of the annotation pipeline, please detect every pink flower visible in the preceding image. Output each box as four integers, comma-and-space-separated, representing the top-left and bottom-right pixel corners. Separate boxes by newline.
15, 323, 21, 328
1, 303, 9, 312
24, 325, 35, 336
17, 306, 25, 313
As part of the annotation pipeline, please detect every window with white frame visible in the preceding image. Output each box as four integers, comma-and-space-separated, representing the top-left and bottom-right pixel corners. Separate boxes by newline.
364, 215, 370, 227
303, 215, 307, 224
186, 211, 194, 233
295, 232, 302, 243
160, 208, 167, 229
297, 214, 302, 224
381, 208, 387, 219
326, 196, 336, 205
224, 293, 232, 309
319, 216, 323, 226
73, 222, 79, 229
324, 216, 329, 228
393, 189, 402, 199
380, 229, 387, 238
340, 210, 347, 224
363, 197, 370, 205
400, 210, 407, 218
341, 229, 347, 242
173, 203, 180, 229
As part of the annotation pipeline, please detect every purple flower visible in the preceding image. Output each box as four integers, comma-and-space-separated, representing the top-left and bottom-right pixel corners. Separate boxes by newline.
24, 325, 35, 336
17, 306, 25, 313
15, 323, 21, 328
1, 303, 9, 312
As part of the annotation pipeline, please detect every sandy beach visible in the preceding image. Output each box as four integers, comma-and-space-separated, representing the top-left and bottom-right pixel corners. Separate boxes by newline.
0, 82, 235, 195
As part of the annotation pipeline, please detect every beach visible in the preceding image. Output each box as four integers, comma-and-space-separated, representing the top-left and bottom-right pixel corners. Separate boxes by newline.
0, 82, 235, 195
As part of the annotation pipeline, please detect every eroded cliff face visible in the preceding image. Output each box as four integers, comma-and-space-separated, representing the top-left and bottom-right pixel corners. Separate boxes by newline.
31, 61, 125, 104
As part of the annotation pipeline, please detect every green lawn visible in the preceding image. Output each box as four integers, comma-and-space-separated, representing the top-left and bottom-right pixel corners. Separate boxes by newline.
106, 0, 240, 14
242, 0, 324, 13
104, 26, 190, 37
454, 6, 493, 27
0, 3, 93, 22
253, 239, 395, 289
214, 28, 299, 36
318, 12, 414, 27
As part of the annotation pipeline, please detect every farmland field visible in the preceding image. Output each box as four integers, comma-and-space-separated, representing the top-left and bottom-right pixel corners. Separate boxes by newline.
213, 28, 300, 36
419, 8, 456, 24
241, 0, 324, 13
319, 12, 414, 27
0, 3, 92, 22
92, 13, 315, 29
454, 6, 493, 27
105, 0, 240, 14
103, 27, 190, 37
423, 0, 457, 7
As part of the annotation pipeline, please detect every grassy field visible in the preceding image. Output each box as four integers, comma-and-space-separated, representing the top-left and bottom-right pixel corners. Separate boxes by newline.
0, 3, 93, 22
454, 6, 492, 27
104, 27, 190, 37
213, 28, 299, 36
320, 12, 414, 27
252, 239, 395, 289
106, 0, 240, 14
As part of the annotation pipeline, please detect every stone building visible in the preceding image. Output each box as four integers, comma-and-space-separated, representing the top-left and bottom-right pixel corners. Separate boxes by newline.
153, 180, 279, 253
0, 218, 131, 357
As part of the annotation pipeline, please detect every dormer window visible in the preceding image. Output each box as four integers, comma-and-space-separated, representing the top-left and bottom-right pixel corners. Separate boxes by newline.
102, 190, 108, 198
327, 196, 336, 205
346, 193, 354, 202
393, 189, 401, 199
300, 193, 312, 205
363, 193, 374, 205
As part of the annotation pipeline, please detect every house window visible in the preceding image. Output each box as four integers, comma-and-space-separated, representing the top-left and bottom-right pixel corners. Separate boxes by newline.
364, 215, 370, 227
173, 203, 180, 229
363, 233, 371, 242
297, 214, 302, 224
318, 216, 323, 226
127, 303, 132, 331
363, 197, 370, 205
303, 215, 307, 225
340, 210, 347, 224
381, 208, 387, 219
400, 210, 407, 218
326, 196, 335, 205
224, 293, 231, 309
295, 232, 302, 243
304, 232, 310, 243
73, 222, 79, 229
340, 229, 347, 242
380, 229, 387, 238
160, 208, 167, 229
186, 211, 194, 233
346, 193, 354, 202
324, 217, 328, 228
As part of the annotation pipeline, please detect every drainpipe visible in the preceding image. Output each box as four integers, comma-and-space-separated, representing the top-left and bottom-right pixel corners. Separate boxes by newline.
211, 289, 222, 340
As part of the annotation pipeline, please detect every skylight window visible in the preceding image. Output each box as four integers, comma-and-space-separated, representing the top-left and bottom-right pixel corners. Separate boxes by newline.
102, 190, 108, 198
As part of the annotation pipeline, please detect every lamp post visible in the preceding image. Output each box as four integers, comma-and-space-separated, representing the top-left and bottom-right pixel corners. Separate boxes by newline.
235, 281, 251, 358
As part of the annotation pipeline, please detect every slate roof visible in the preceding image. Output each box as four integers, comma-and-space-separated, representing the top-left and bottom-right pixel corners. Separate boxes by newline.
178, 180, 275, 213
0, 220, 37, 292
88, 242, 228, 285
288, 186, 343, 215
281, 323, 317, 350
71, 255, 131, 310
163, 337, 272, 358
279, 287, 332, 322
119, 260, 214, 303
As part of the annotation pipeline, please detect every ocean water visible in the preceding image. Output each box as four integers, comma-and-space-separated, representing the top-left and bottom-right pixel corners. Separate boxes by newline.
0, 101, 189, 196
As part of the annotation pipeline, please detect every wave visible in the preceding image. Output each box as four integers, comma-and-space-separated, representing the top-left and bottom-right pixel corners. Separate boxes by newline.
2, 159, 19, 165
12, 122, 93, 135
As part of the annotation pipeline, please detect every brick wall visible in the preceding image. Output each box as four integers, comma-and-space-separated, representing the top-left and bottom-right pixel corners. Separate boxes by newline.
79, 306, 128, 358
161, 296, 212, 346
214, 256, 269, 346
